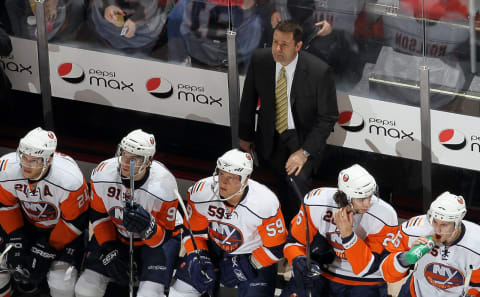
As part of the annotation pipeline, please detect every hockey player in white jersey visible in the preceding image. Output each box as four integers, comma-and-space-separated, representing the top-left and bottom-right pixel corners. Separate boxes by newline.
0, 127, 90, 297
168, 149, 287, 297
281, 164, 398, 297
74, 129, 180, 297
380, 191, 480, 297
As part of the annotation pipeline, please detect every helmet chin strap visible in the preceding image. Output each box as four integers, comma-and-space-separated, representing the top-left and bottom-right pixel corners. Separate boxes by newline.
211, 172, 247, 202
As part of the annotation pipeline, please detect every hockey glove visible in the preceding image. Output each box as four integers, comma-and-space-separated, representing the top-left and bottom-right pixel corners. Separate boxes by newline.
292, 256, 322, 290
123, 202, 157, 239
5, 229, 29, 271
99, 241, 129, 284
185, 250, 216, 294
27, 239, 57, 284
220, 254, 257, 287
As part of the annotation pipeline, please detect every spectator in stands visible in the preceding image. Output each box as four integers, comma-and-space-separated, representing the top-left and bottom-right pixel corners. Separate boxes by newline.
282, 164, 398, 297
269, 0, 371, 89
88, 0, 169, 52
368, 0, 472, 108
239, 20, 338, 227
0, 20, 12, 100
5, 0, 86, 41
167, 0, 263, 72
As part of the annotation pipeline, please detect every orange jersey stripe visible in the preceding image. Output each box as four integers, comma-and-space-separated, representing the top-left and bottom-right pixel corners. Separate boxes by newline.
49, 219, 81, 250
364, 225, 399, 254
322, 271, 385, 286
59, 180, 89, 221
343, 235, 373, 275
283, 244, 306, 265
257, 209, 287, 248
381, 252, 409, 283
467, 288, 480, 297
93, 217, 117, 246
155, 200, 178, 231
409, 275, 417, 297
252, 246, 276, 267
0, 184, 18, 206
142, 223, 165, 247
0, 205, 23, 234
184, 236, 208, 253
285, 205, 318, 263
90, 183, 108, 214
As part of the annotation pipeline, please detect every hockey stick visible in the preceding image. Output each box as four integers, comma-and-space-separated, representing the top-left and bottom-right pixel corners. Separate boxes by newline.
173, 189, 214, 297
461, 264, 474, 297
287, 176, 313, 297
129, 159, 135, 297
0, 244, 37, 294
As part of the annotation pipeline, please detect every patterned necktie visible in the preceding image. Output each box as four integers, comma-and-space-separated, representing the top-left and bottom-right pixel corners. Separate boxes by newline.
275, 67, 288, 134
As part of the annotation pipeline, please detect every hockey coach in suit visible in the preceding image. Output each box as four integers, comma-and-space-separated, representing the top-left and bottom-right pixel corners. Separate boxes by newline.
239, 20, 339, 225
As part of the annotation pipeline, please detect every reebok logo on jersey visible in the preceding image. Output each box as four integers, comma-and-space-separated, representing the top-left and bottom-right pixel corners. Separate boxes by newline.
439, 129, 466, 150
424, 263, 464, 289
338, 111, 365, 132
58, 63, 85, 84
146, 77, 173, 99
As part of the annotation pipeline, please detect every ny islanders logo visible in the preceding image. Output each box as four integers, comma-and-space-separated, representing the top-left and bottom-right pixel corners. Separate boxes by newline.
208, 221, 243, 253
439, 129, 467, 150
424, 263, 464, 289
338, 111, 365, 132
21, 201, 58, 221
146, 77, 173, 99
57, 63, 85, 84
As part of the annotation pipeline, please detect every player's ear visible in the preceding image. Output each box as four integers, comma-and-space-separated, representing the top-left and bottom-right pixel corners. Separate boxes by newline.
296, 41, 303, 51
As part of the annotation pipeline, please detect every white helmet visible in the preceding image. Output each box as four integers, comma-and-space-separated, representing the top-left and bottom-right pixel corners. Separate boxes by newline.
212, 149, 253, 201
17, 127, 57, 179
338, 164, 376, 203
427, 191, 466, 230
117, 129, 156, 159
216, 149, 253, 184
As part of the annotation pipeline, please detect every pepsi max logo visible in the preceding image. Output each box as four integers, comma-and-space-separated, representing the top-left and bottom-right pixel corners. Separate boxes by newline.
146, 77, 173, 99
338, 111, 365, 132
439, 129, 466, 150
209, 221, 243, 253
424, 263, 464, 289
58, 63, 85, 84
21, 201, 58, 221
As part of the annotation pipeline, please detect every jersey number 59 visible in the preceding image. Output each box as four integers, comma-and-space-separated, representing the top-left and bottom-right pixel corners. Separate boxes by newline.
266, 218, 285, 237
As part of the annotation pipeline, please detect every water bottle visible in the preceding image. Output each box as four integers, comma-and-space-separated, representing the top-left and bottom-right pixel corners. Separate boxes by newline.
405, 236, 436, 264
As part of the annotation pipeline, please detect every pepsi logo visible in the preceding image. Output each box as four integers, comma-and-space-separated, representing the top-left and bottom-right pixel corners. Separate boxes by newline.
439, 129, 466, 150
58, 63, 85, 84
146, 77, 173, 99
338, 111, 365, 132
424, 263, 464, 289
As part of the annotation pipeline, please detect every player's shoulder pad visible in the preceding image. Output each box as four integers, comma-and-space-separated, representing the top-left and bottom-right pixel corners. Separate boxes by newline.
90, 157, 117, 181
47, 153, 85, 191
304, 187, 337, 207
458, 220, 480, 254
240, 179, 280, 219
401, 215, 431, 236
0, 152, 22, 180
188, 177, 214, 203
367, 196, 398, 226
140, 161, 178, 202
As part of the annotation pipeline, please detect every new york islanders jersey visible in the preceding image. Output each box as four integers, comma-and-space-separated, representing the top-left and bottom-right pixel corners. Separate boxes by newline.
184, 177, 287, 267
284, 187, 398, 285
0, 152, 89, 251
90, 157, 178, 248
380, 215, 480, 297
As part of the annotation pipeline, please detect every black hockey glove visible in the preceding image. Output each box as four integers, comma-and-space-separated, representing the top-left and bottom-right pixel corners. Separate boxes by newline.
5, 229, 29, 271
185, 250, 216, 294
27, 239, 57, 284
123, 202, 157, 239
99, 241, 129, 284
292, 256, 322, 290
220, 254, 257, 287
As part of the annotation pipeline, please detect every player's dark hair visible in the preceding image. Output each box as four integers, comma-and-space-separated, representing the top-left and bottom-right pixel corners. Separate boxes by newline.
274, 20, 303, 44
333, 190, 349, 207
